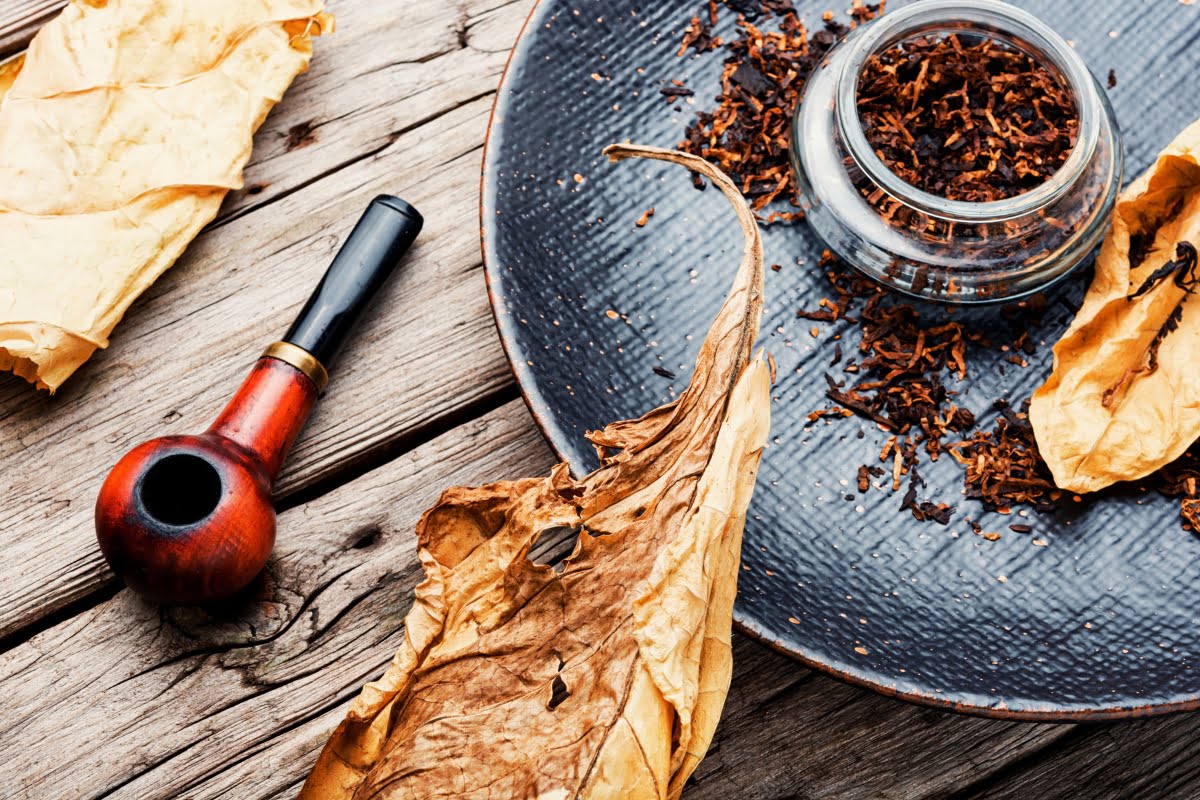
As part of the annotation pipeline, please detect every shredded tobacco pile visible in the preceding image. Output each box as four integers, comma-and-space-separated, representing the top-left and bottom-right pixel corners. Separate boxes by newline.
677, 0, 884, 219
801, 250, 1061, 526
673, 0, 1200, 531
949, 399, 1062, 513
1158, 446, 1200, 532
857, 34, 1079, 202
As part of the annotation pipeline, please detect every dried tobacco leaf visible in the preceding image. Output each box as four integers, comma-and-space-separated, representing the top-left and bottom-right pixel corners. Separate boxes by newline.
0, 54, 21, 101
0, 0, 332, 391
300, 145, 770, 800
1031, 120, 1200, 492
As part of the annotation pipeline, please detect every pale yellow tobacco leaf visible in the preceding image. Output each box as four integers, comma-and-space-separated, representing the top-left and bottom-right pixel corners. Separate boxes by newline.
0, 0, 329, 392
300, 144, 770, 800
1031, 119, 1200, 492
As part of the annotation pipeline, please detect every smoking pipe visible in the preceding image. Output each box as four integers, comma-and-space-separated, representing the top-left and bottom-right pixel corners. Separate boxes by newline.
95, 196, 423, 605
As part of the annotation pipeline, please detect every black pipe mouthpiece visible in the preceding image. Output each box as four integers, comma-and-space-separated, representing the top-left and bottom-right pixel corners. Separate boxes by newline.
283, 195, 423, 369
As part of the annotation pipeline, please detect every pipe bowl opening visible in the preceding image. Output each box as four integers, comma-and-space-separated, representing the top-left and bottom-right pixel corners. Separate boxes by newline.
139, 453, 223, 527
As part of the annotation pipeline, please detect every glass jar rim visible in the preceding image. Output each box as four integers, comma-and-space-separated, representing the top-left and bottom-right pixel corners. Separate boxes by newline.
835, 0, 1102, 223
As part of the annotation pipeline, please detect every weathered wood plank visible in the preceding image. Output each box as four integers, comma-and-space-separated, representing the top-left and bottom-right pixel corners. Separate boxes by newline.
965, 715, 1200, 800
218, 0, 533, 226
0, 0, 535, 642
0, 399, 1092, 800
0, 0, 529, 228
686, 638, 1073, 800
0, 401, 556, 800
0, 0, 59, 57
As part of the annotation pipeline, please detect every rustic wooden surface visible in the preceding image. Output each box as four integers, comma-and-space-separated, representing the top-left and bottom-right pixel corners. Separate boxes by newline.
0, 2, 1197, 798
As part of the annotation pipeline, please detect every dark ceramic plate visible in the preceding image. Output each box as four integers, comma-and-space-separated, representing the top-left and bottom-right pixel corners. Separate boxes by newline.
482, 0, 1200, 720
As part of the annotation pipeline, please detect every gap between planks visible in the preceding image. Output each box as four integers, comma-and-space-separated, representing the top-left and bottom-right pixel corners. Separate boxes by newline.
0, 400, 1077, 800
0, 0, 534, 647
4, 3, 1198, 798
0, 0, 59, 58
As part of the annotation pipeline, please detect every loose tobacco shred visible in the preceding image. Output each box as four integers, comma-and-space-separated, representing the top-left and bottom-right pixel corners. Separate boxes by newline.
1158, 446, 1200, 532
949, 400, 1062, 513
677, 0, 722, 56
674, 1, 1200, 530
678, 0, 884, 214
858, 34, 1079, 202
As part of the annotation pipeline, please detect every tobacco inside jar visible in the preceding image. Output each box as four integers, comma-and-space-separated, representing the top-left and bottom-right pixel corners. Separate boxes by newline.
790, 0, 1123, 303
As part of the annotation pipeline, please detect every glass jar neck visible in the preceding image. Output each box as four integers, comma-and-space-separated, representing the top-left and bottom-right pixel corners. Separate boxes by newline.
834, 0, 1102, 224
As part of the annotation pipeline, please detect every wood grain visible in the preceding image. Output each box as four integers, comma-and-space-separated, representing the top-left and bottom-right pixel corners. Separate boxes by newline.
0, 406, 1192, 797
0, 400, 1087, 800
0, 0, 59, 56
0, 0, 532, 642
687, 638, 1070, 800
966, 715, 1200, 800
0, 401, 555, 800
4, 3, 1200, 800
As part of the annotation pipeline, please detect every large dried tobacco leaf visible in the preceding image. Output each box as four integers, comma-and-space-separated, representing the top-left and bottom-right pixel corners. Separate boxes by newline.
1031, 120, 1200, 492
300, 144, 770, 800
0, 0, 331, 392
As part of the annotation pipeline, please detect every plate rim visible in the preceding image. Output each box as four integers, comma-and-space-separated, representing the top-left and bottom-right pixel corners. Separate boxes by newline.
477, 0, 1200, 723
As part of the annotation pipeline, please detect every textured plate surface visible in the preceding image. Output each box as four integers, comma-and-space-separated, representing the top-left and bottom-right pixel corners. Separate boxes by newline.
482, 0, 1200, 719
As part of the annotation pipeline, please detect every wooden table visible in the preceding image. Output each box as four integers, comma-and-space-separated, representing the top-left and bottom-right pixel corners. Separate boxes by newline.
1, 2, 1197, 798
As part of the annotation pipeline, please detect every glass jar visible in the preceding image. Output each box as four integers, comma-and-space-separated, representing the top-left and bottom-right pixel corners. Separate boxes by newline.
789, 0, 1123, 303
